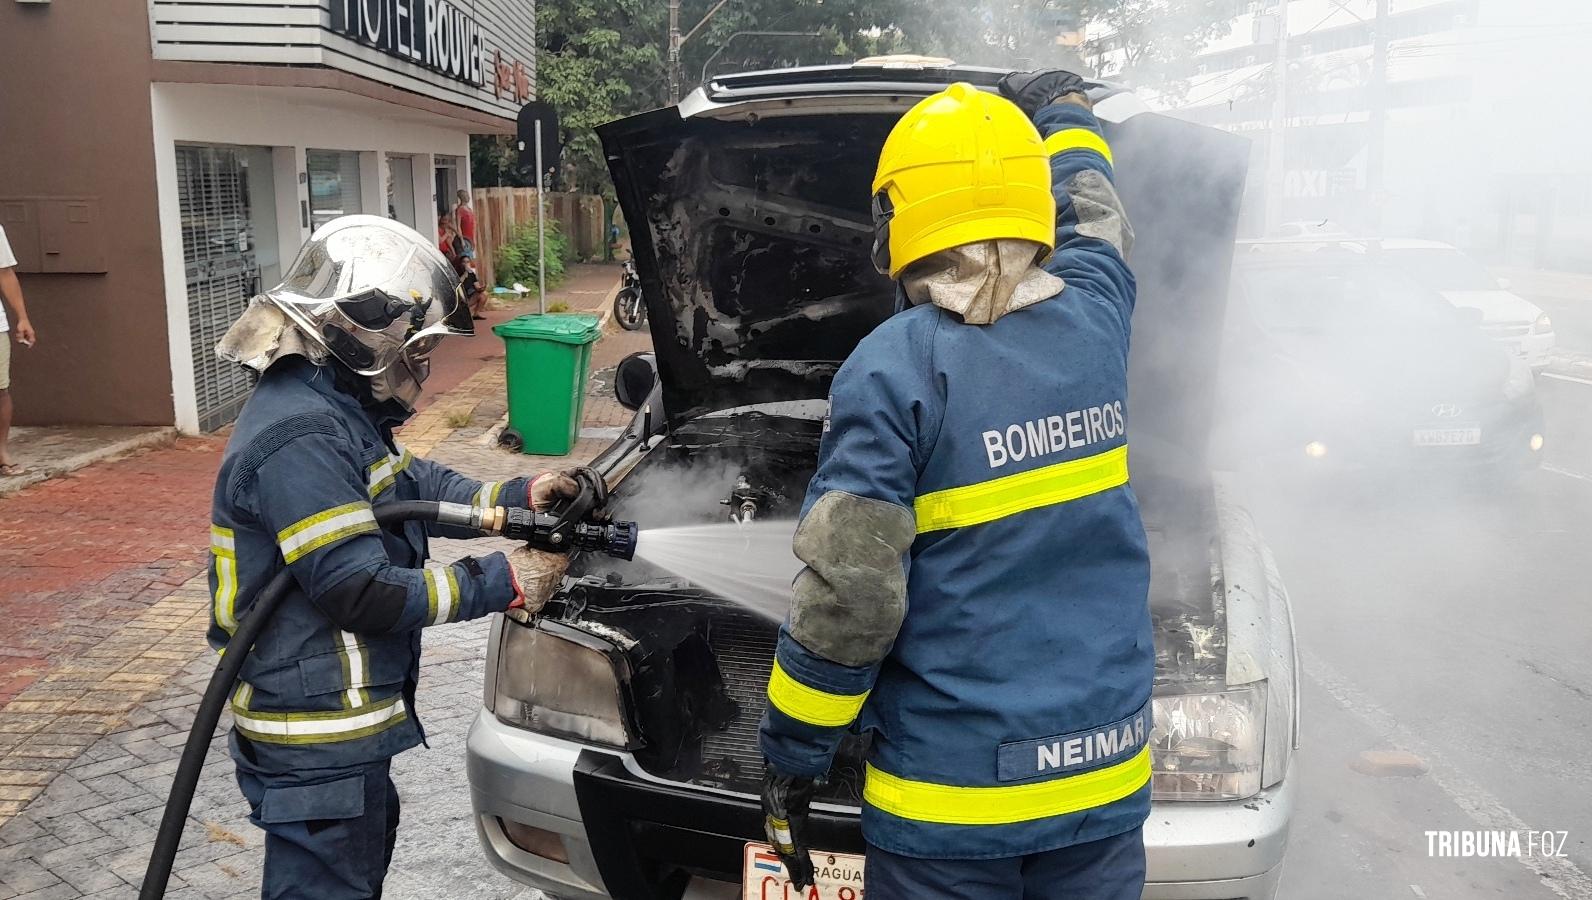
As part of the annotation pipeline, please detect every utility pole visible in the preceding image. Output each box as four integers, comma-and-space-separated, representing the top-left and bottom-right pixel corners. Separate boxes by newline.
1366, 0, 1390, 234
668, 0, 681, 103
1264, 0, 1290, 235
670, 0, 733, 102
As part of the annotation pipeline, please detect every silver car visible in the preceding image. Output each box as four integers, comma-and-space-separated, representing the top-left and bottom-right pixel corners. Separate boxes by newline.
467, 61, 1298, 900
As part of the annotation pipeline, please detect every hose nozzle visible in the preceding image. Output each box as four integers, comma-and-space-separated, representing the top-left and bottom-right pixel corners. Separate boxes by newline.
491, 467, 638, 560
575, 520, 638, 560
497, 510, 638, 560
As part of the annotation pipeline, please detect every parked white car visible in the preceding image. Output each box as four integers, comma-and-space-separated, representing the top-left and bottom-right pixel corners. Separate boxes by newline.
1242, 237, 1554, 369
1378, 240, 1555, 369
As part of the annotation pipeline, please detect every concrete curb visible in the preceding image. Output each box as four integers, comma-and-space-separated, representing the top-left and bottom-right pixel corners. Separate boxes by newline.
477, 411, 510, 447
0, 426, 179, 499
592, 273, 622, 332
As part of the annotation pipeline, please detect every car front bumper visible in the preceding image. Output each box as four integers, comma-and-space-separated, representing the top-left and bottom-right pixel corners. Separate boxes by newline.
468, 710, 1295, 900
1142, 775, 1294, 899
1492, 330, 1554, 369
467, 708, 611, 900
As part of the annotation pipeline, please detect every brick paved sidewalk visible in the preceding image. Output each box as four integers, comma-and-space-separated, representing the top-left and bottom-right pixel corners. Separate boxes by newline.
0, 428, 177, 500
0, 274, 649, 896
0, 437, 224, 720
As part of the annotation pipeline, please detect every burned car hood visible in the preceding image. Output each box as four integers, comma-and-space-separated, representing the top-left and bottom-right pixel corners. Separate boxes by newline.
599, 85, 1251, 476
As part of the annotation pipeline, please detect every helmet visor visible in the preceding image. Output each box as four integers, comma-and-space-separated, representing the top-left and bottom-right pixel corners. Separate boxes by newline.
261, 215, 471, 376
337, 287, 414, 331
871, 188, 895, 276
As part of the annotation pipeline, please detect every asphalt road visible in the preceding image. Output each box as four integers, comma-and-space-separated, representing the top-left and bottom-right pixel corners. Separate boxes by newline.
1249, 372, 1592, 898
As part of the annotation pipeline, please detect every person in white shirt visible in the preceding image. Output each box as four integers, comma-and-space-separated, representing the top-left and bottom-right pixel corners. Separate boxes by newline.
0, 224, 38, 476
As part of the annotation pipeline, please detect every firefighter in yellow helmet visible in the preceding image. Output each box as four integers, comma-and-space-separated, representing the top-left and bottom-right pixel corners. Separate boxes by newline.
759, 72, 1148, 899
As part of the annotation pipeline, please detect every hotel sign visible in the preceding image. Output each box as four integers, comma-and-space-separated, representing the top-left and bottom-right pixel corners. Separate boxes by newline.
330, 0, 487, 86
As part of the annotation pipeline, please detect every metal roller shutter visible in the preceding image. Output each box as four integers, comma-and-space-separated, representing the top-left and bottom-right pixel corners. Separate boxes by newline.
177, 144, 262, 432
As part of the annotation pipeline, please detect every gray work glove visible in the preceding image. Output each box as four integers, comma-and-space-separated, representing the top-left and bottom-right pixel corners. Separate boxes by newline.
504, 545, 570, 621
998, 69, 1093, 118
529, 468, 582, 511
761, 769, 817, 890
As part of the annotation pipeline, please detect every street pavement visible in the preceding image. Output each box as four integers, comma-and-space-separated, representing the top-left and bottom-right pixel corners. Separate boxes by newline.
1252, 459, 1592, 899
1265, 289, 1592, 898
0, 436, 222, 718
0, 267, 635, 898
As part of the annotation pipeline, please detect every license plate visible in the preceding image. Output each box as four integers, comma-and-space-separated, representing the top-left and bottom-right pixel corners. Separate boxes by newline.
1414, 427, 1482, 446
742, 843, 866, 900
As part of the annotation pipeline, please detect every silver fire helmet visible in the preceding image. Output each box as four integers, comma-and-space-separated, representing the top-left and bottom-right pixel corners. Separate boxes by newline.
256, 215, 473, 406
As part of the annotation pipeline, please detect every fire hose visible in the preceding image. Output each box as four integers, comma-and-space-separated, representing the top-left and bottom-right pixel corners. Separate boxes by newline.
140, 471, 636, 899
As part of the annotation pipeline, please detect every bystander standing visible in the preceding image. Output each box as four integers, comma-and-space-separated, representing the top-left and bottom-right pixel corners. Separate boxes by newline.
0, 223, 39, 476
454, 189, 476, 245
437, 212, 455, 255
438, 214, 486, 320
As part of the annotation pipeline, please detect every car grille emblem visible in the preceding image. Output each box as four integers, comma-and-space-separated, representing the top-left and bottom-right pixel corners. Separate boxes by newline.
1432, 403, 1463, 418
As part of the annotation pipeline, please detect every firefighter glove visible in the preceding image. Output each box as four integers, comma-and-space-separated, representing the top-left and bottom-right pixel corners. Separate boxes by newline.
529, 469, 582, 512
761, 769, 818, 889
505, 545, 570, 621
998, 69, 1092, 118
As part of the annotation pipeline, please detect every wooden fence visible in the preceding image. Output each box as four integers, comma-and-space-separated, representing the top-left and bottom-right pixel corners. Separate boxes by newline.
469, 187, 606, 288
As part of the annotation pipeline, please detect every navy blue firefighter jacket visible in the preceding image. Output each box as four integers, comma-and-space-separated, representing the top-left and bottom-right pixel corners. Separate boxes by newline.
208, 357, 527, 769
758, 101, 1155, 859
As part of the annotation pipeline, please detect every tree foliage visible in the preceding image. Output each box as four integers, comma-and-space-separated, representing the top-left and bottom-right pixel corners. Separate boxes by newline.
1087, 0, 1236, 98
478, 1, 1237, 194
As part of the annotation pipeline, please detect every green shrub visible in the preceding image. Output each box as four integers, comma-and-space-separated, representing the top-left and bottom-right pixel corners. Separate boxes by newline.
496, 217, 569, 291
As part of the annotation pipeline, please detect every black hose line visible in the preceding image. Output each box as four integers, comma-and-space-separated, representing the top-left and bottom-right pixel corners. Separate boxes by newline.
139, 501, 448, 900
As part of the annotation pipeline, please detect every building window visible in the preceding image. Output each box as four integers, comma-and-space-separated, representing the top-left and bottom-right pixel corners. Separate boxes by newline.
387, 155, 417, 227
307, 149, 362, 230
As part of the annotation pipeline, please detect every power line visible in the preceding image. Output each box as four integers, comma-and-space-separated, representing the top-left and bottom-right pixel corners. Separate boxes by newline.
1181, 2, 1376, 108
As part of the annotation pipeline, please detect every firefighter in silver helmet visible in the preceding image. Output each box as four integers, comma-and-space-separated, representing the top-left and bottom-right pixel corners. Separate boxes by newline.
210, 215, 575, 898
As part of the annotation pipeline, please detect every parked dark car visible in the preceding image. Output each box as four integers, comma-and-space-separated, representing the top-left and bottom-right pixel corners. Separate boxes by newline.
467, 62, 1297, 900
1217, 244, 1546, 478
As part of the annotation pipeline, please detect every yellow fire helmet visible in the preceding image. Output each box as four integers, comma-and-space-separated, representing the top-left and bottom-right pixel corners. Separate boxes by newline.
871, 82, 1055, 278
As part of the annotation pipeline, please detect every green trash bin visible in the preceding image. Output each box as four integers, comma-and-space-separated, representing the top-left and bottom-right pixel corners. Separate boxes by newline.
492, 313, 603, 456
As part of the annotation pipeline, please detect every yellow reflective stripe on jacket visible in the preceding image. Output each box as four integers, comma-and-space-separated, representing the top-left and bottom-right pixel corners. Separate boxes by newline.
210, 525, 239, 633
230, 694, 408, 746
276, 502, 379, 564
424, 565, 460, 625
914, 444, 1130, 533
1044, 128, 1114, 167
473, 481, 503, 508
766, 659, 870, 728
864, 745, 1151, 825
337, 630, 370, 709
367, 450, 412, 498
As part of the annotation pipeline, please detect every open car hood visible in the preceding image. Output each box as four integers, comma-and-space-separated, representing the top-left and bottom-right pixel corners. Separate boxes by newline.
599, 72, 1250, 475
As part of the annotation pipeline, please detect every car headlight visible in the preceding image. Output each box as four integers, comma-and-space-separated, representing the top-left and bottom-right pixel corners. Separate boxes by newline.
1150, 684, 1265, 801
1532, 313, 1553, 335
494, 621, 634, 748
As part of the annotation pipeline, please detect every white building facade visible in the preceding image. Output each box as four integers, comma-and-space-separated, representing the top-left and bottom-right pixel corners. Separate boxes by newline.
151, 0, 537, 431
0, 0, 535, 431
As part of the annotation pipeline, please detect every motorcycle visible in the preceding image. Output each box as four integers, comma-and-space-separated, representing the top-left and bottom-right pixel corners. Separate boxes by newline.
613, 258, 646, 331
